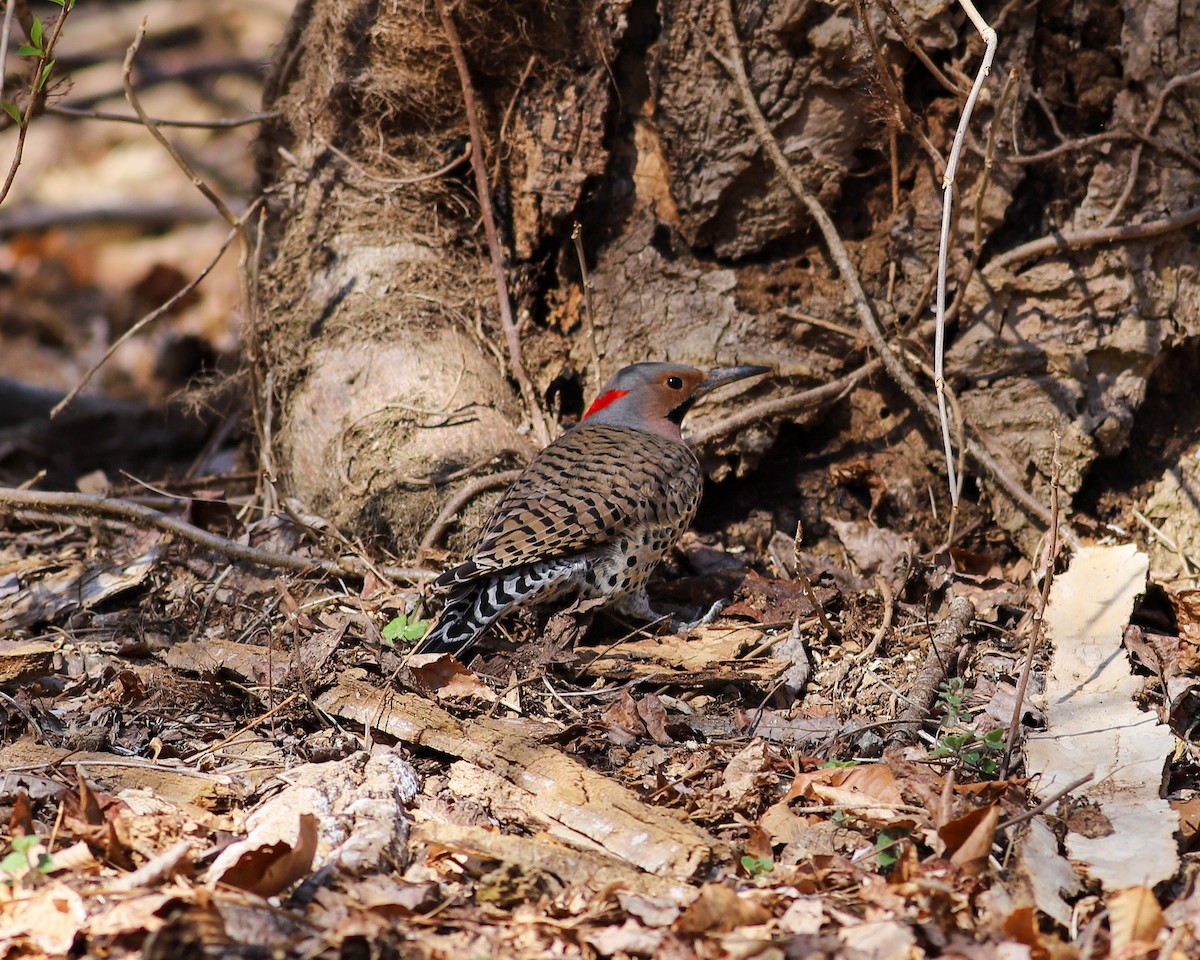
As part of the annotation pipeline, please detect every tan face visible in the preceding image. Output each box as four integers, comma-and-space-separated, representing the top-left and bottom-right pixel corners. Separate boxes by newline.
653, 367, 708, 423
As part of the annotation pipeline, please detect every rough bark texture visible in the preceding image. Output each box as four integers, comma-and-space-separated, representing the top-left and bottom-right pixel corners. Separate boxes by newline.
253, 0, 1200, 560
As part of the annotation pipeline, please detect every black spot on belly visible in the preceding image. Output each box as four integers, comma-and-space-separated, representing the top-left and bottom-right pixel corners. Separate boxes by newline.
626, 555, 637, 567
608, 574, 618, 587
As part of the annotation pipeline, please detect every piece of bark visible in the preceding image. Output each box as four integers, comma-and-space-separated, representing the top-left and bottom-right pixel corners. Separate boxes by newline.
317, 671, 717, 877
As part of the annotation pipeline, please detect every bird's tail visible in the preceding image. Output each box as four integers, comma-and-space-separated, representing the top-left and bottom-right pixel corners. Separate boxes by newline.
415, 558, 583, 657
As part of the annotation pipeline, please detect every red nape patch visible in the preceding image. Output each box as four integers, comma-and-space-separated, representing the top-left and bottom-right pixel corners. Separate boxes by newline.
582, 389, 628, 420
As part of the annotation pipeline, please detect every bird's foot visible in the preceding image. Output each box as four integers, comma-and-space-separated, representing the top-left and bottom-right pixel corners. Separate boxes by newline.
671, 599, 726, 635
612, 591, 725, 636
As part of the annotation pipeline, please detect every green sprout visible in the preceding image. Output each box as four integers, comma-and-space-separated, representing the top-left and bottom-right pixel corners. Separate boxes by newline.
382, 611, 430, 646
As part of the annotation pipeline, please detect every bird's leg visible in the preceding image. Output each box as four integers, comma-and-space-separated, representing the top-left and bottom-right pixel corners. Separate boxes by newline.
673, 599, 726, 634
611, 590, 727, 635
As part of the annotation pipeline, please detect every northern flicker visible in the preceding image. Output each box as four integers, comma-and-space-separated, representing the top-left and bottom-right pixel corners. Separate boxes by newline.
417, 361, 770, 656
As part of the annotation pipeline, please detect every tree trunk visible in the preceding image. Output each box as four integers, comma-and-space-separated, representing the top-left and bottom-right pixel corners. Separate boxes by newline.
252, 0, 1200, 561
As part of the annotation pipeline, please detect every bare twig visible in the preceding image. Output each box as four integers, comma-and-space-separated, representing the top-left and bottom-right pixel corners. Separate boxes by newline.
436, 0, 551, 447
933, 0, 997, 509
50, 200, 262, 419
185, 693, 301, 763
0, 0, 17, 108
1099, 68, 1200, 229
888, 595, 976, 745
322, 137, 472, 187
0, 201, 218, 234
685, 360, 881, 446
47, 104, 279, 129
572, 222, 603, 388
858, 575, 895, 663
1004, 129, 1125, 165
419, 469, 522, 553
123, 20, 241, 231
1002, 432, 1062, 776
946, 66, 1019, 328
0, 487, 436, 582
997, 772, 1093, 831
850, 0, 944, 172
986, 203, 1200, 274
794, 522, 837, 639
875, 0, 964, 96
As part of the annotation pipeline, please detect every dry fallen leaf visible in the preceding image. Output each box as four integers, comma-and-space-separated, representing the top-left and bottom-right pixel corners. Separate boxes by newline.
1108, 886, 1164, 954
940, 804, 1000, 875
674, 883, 771, 934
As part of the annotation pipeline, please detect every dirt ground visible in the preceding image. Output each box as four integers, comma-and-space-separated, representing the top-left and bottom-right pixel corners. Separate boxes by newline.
1, 0, 1200, 958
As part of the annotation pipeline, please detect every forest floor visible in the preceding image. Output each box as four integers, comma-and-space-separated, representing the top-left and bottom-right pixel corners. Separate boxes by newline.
1, 2, 1198, 959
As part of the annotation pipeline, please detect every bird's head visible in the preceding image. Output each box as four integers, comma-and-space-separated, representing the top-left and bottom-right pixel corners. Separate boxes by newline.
578, 361, 770, 440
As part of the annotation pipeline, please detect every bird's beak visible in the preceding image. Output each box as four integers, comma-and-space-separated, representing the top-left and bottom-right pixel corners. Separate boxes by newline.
696, 365, 772, 396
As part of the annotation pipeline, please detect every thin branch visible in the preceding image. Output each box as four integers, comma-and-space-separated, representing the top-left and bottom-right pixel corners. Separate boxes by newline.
0, 3, 73, 207
0, 487, 436, 582
572, 221, 603, 389
875, 0, 964, 97
50, 201, 262, 419
1003, 129, 1126, 165
986, 203, 1200, 274
850, 0, 944, 173
419, 469, 522, 553
1098, 68, 1200, 229
122, 20, 240, 231
47, 104, 279, 129
322, 136, 472, 187
0, 0, 16, 108
436, 0, 551, 448
686, 359, 880, 446
1002, 432, 1062, 776
934, 1, 997, 509
945, 65, 1019, 327
0, 201, 218, 234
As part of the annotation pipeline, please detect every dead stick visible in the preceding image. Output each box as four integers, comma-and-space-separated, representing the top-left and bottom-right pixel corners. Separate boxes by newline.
986, 203, 1200, 274
0, 487, 435, 582
436, 0, 551, 448
420, 469, 522, 552
687, 360, 880, 446
997, 772, 1093, 831
52, 205, 259, 419
888, 595, 976, 745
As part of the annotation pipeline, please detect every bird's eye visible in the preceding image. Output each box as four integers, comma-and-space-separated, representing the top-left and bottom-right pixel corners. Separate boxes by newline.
666, 376, 684, 390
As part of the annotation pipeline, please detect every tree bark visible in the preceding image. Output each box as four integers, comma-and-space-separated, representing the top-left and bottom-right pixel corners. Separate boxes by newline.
252, 0, 1200, 560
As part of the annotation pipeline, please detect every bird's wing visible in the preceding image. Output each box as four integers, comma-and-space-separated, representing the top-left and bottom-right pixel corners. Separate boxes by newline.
434, 425, 700, 587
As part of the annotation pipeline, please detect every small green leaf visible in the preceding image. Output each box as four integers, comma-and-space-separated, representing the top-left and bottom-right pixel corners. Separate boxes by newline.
34, 853, 55, 873
0, 852, 27, 875
16, 44, 40, 57
740, 855, 773, 878
2, 102, 22, 126
30, 17, 43, 48
382, 613, 430, 645
38, 61, 55, 90
11, 835, 39, 854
